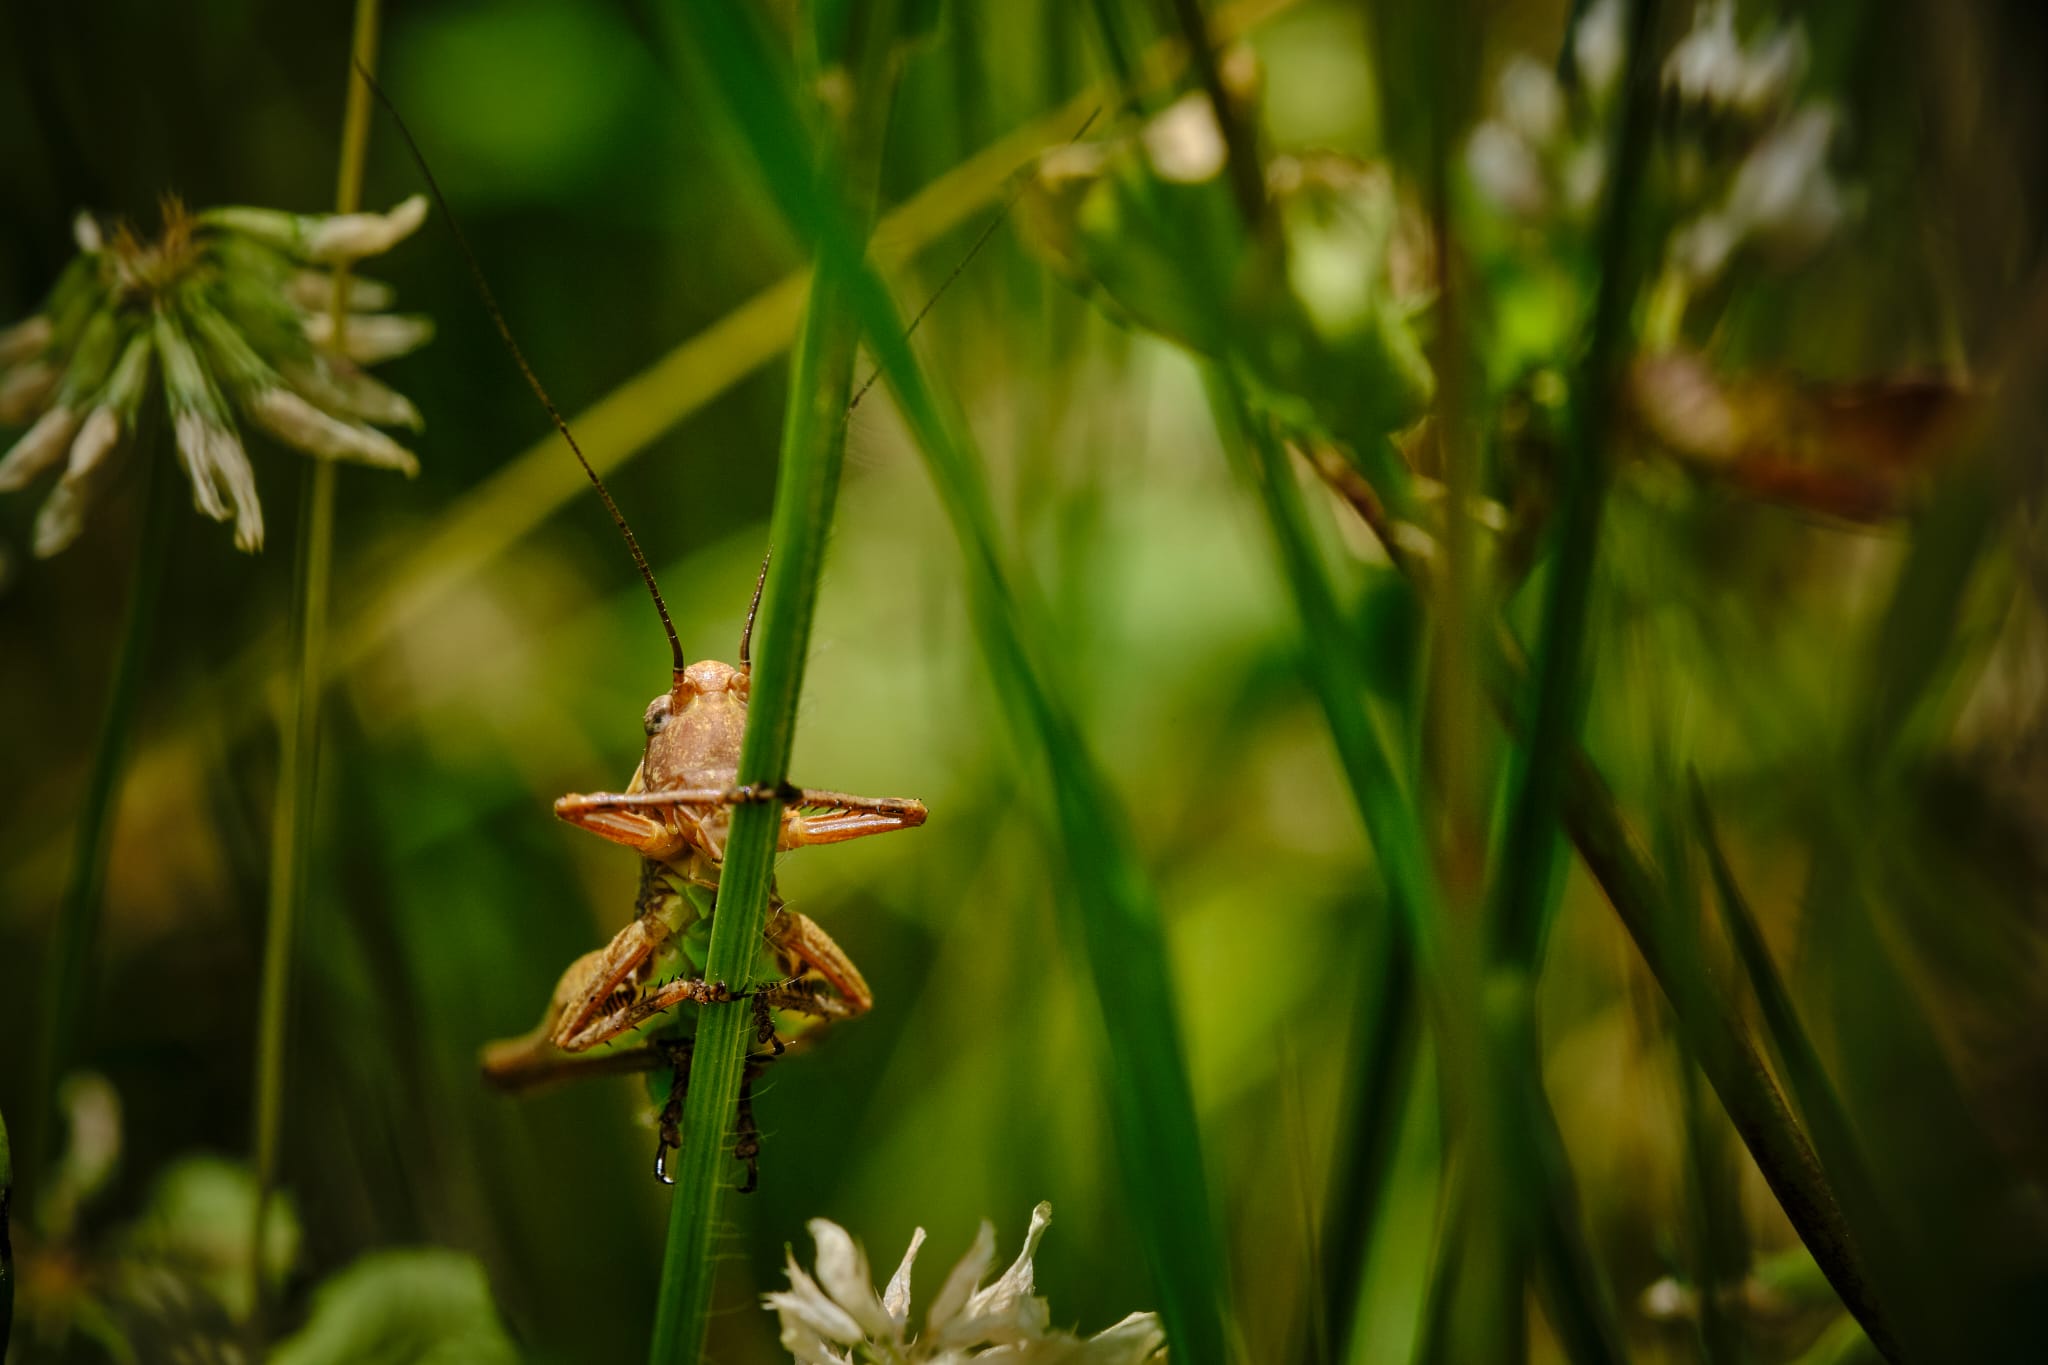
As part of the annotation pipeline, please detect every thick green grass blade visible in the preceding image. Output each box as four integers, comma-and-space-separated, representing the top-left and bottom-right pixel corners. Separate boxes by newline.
646, 250, 865, 1365
660, 7, 1235, 1361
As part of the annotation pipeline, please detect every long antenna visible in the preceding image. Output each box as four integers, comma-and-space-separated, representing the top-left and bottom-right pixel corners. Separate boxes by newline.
846, 105, 1102, 412
738, 548, 770, 670
356, 61, 687, 679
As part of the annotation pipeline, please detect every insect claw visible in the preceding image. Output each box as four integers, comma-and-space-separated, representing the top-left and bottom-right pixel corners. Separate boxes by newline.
654, 1137, 677, 1185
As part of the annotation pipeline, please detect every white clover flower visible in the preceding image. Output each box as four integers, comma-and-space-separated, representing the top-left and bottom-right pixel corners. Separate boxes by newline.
1467, 123, 1551, 219
1671, 105, 1855, 284
1499, 58, 1565, 145
767, 1203, 1167, 1365
0, 194, 429, 556
1141, 91, 1229, 185
1664, 1, 1806, 122
1573, 0, 1625, 103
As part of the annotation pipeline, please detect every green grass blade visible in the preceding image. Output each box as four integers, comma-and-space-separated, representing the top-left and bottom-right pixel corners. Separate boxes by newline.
28, 412, 175, 1191
646, 249, 865, 1365
662, 7, 1235, 1360
1690, 778, 1929, 1354
1204, 390, 1438, 1359
1486, 0, 1658, 974
1314, 454, 1905, 1361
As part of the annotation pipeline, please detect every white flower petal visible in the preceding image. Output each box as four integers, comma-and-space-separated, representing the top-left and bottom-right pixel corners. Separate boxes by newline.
33, 408, 124, 557
967, 1202, 1052, 1318
1467, 124, 1548, 219
809, 1218, 897, 1343
1574, 0, 1624, 101
1499, 57, 1564, 144
0, 314, 52, 369
286, 269, 396, 314
0, 360, 59, 425
924, 1219, 996, 1336
766, 1252, 866, 1345
208, 424, 264, 552
248, 389, 419, 475
1724, 106, 1848, 257
0, 404, 79, 490
303, 310, 435, 365
883, 1226, 927, 1326
306, 194, 429, 263
1083, 1311, 1168, 1363
278, 358, 424, 431
1141, 92, 1228, 184
173, 411, 230, 521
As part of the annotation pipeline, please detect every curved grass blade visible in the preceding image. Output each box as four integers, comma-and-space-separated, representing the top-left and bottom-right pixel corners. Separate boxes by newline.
660, 5, 1235, 1361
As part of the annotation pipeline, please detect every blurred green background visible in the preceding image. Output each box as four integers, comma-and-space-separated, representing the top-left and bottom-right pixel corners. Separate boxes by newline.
5, 1, 2048, 1362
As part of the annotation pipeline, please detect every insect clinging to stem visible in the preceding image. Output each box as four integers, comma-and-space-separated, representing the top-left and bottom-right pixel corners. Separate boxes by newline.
362, 67, 1094, 1189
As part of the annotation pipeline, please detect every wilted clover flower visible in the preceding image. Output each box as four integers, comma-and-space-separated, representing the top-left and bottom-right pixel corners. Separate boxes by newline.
0, 193, 430, 557
767, 1202, 1167, 1365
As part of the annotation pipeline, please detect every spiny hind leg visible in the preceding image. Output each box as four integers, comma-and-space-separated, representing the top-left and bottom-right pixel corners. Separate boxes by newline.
763, 908, 873, 1018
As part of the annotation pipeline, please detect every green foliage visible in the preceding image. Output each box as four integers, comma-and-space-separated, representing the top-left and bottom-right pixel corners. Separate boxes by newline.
272, 1250, 520, 1365
6, 3, 2048, 1364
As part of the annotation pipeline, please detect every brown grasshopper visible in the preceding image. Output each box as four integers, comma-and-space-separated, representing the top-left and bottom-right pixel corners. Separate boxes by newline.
478, 567, 927, 1187
362, 74, 930, 1190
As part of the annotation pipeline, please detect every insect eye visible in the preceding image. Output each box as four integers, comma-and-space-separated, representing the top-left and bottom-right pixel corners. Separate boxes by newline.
643, 707, 669, 736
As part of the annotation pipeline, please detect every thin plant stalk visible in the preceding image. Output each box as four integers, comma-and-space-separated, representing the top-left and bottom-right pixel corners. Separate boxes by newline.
664, 6, 1236, 1360
1468, 2, 1656, 1359
247, 0, 382, 1337
28, 414, 176, 1189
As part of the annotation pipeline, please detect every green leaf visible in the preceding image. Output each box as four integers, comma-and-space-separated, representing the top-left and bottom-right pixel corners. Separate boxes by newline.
272, 1250, 520, 1365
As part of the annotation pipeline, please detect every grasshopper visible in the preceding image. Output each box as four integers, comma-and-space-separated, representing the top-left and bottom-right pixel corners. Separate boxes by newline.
478, 568, 926, 1187
364, 75, 930, 1189
366, 71, 1080, 1187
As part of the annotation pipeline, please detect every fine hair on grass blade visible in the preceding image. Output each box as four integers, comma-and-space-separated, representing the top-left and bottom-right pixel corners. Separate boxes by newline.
661, 6, 1236, 1362
247, 2, 385, 1350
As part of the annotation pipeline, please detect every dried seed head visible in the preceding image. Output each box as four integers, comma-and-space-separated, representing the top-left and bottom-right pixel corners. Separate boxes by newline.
0, 192, 431, 555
